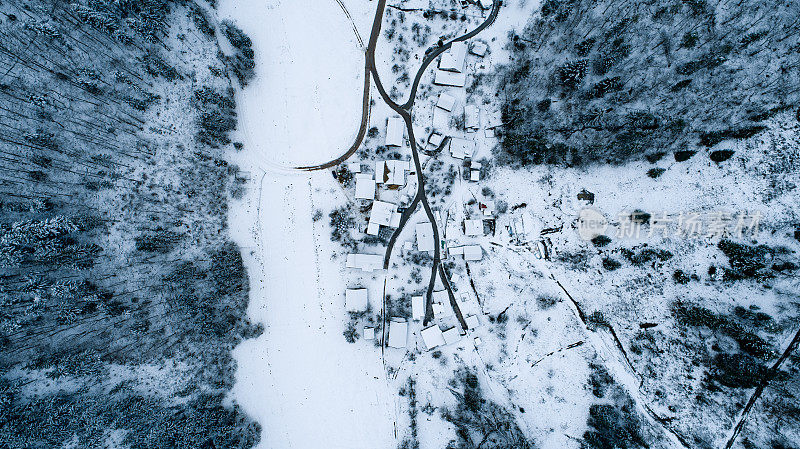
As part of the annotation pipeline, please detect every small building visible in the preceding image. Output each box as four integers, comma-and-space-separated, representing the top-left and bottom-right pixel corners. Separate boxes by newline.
363, 326, 375, 340
449, 137, 474, 159
442, 327, 462, 345
474, 336, 483, 346
416, 222, 434, 252
428, 132, 444, 147
386, 116, 405, 147
376, 160, 409, 186
464, 104, 479, 130
346, 253, 384, 272
354, 174, 375, 200
412, 295, 425, 321
470, 170, 480, 182
348, 162, 362, 173
345, 288, 369, 311
436, 93, 456, 112
433, 289, 449, 306
462, 245, 483, 261
432, 302, 444, 317
439, 41, 467, 72
434, 70, 466, 87
387, 319, 408, 349
420, 325, 446, 350
471, 41, 488, 57
464, 219, 483, 237
465, 315, 480, 330
368, 200, 401, 235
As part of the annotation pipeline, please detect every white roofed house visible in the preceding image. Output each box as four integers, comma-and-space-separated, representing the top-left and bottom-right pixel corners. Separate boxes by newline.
434, 70, 467, 87
436, 93, 456, 112
442, 327, 462, 345
439, 41, 467, 72
464, 219, 483, 237
375, 160, 410, 187
386, 116, 405, 147
462, 245, 483, 261
464, 104, 479, 131
449, 137, 475, 159
415, 222, 434, 252
367, 200, 401, 235
345, 288, 369, 311
387, 319, 408, 349
470, 41, 488, 57
420, 325, 446, 350
346, 253, 384, 272
428, 132, 444, 147
412, 295, 425, 321
354, 174, 375, 200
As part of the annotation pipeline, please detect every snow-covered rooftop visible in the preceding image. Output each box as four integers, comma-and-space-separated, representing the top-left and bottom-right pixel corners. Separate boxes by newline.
462, 245, 483, 261
354, 174, 375, 200
464, 104, 479, 130
439, 41, 467, 72
346, 253, 384, 272
449, 137, 475, 159
471, 41, 488, 57
412, 295, 425, 321
385, 116, 405, 147
345, 288, 369, 311
416, 222, 434, 252
464, 219, 483, 236
434, 70, 466, 87
387, 319, 408, 349
420, 325, 446, 350
436, 93, 456, 111
442, 327, 462, 345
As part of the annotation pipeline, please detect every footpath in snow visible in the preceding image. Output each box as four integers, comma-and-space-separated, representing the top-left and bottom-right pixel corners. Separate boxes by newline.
219, 0, 396, 448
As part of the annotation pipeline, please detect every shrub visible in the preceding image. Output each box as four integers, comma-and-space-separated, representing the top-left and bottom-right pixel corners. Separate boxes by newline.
623, 248, 673, 265
584, 401, 646, 449
673, 269, 691, 284
343, 321, 359, 343
536, 295, 559, 310
602, 258, 621, 271
710, 353, 766, 389
647, 168, 665, 178
673, 150, 696, 162
587, 311, 609, 330
591, 235, 612, 247
710, 149, 734, 162
718, 239, 773, 280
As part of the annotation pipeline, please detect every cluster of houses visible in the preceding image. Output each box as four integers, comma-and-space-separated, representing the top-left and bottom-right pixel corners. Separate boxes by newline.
344, 284, 484, 351
340, 36, 499, 353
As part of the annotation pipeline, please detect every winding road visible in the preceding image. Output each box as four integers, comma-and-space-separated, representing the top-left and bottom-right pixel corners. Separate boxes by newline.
298, 0, 501, 338
323, 0, 503, 334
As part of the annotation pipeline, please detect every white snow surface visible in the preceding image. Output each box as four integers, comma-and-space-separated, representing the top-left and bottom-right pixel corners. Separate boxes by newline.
219, 0, 396, 448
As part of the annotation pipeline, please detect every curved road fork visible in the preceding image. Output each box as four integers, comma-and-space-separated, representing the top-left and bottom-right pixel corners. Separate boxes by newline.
294, 0, 382, 171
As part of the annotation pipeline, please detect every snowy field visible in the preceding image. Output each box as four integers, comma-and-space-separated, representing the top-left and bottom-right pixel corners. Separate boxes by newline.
219, 0, 397, 448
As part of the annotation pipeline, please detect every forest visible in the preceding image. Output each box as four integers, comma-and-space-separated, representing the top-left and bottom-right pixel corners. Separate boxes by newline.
496, 0, 800, 166
0, 0, 259, 447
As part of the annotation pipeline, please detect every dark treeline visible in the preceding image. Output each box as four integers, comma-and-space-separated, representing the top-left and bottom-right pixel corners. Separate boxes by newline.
496, 0, 800, 166
0, 0, 259, 447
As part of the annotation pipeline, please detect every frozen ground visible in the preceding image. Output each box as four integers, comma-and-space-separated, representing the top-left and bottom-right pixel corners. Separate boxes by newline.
220, 0, 365, 168
220, 0, 397, 448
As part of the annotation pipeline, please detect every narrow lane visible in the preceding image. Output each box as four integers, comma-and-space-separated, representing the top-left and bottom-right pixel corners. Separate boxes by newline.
372, 2, 502, 329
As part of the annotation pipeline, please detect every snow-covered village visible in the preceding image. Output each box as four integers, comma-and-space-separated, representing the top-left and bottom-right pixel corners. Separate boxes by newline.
1, 0, 799, 449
